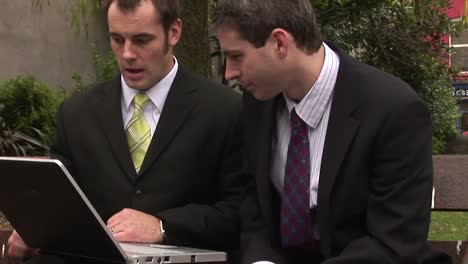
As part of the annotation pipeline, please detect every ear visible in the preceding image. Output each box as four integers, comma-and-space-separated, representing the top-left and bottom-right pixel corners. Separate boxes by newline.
270, 29, 290, 59
168, 18, 182, 46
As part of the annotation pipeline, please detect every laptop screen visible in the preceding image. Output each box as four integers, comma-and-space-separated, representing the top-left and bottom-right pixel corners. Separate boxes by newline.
0, 157, 126, 263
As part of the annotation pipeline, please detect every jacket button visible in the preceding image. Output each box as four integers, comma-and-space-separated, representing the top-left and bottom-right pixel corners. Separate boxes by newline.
135, 189, 143, 195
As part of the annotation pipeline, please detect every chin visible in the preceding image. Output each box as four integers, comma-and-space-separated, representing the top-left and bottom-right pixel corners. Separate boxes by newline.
252, 92, 275, 101
125, 81, 150, 90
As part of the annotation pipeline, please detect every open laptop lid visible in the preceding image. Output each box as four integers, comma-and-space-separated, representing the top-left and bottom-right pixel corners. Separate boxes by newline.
0, 157, 127, 263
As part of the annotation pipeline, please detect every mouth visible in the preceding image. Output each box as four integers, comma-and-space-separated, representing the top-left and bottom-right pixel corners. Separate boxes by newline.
124, 68, 145, 80
125, 68, 144, 74
242, 82, 253, 90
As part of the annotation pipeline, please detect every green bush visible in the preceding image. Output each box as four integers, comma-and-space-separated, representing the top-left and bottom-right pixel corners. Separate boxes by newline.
417, 58, 458, 154
72, 44, 119, 94
0, 75, 64, 155
313, 0, 462, 154
91, 43, 119, 83
71, 71, 88, 95
0, 104, 49, 156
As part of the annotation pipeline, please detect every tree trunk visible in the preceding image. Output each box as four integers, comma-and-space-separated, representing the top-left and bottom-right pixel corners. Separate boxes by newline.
176, 0, 211, 78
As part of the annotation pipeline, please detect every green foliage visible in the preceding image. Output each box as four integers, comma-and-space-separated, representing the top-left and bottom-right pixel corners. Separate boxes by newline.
71, 72, 87, 95
312, 0, 464, 154
91, 43, 119, 83
0, 75, 64, 155
208, 0, 218, 25
0, 103, 49, 156
72, 43, 118, 94
418, 59, 458, 154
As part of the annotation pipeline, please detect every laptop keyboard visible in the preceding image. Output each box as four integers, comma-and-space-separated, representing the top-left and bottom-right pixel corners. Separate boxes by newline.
120, 243, 184, 255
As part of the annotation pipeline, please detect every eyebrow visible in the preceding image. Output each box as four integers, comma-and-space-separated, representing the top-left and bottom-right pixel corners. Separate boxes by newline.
109, 32, 155, 38
133, 33, 154, 38
222, 50, 242, 56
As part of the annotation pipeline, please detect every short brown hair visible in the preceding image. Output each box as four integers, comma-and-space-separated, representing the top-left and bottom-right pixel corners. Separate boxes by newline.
104, 0, 181, 36
213, 0, 322, 54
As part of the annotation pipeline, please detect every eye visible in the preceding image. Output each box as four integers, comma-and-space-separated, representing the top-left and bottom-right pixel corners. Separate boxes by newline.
111, 35, 124, 45
228, 54, 243, 62
133, 36, 152, 46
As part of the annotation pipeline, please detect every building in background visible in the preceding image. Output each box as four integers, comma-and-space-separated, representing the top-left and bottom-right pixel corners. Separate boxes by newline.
448, 0, 468, 133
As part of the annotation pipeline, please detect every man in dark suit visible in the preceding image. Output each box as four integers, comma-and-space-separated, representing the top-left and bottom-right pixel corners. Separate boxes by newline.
213, 0, 452, 263
7, 0, 245, 261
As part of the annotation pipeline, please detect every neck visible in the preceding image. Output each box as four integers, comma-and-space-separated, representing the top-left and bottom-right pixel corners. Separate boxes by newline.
283, 45, 325, 101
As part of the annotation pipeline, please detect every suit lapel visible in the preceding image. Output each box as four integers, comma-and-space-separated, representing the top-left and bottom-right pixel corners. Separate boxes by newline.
317, 49, 360, 257
95, 76, 137, 180
138, 67, 197, 176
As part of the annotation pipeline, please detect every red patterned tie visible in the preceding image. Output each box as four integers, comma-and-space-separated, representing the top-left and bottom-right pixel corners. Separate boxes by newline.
280, 108, 313, 248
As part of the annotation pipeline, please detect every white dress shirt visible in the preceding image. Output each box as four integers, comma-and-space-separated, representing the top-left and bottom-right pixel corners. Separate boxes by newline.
121, 57, 179, 137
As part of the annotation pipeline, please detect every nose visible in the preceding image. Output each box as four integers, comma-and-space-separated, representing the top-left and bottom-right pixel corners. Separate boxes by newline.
224, 61, 240, 81
122, 42, 137, 61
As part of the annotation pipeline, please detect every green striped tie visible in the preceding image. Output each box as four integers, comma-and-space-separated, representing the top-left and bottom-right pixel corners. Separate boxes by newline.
126, 93, 151, 173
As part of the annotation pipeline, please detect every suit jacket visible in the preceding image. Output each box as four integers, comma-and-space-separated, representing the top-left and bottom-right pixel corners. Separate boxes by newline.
50, 67, 246, 251
239, 45, 452, 263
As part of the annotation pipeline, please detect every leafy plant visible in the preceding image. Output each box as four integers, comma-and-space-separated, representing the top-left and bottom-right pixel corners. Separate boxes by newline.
0, 75, 64, 155
0, 103, 49, 156
312, 0, 464, 154
71, 43, 119, 94
91, 43, 119, 82
71, 71, 88, 95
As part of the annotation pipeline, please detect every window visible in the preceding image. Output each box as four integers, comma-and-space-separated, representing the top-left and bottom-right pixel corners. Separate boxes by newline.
450, 28, 468, 72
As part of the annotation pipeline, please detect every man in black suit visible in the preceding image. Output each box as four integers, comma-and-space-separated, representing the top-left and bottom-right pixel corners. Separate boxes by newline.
7, 0, 245, 261
213, 0, 452, 263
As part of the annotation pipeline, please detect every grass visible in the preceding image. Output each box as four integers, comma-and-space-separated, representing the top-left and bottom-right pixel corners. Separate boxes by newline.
429, 211, 468, 241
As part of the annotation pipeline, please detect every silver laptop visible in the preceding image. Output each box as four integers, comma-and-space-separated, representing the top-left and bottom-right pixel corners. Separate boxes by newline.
0, 157, 227, 263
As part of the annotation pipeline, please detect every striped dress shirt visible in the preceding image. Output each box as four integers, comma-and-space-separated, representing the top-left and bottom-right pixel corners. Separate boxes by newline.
271, 43, 340, 208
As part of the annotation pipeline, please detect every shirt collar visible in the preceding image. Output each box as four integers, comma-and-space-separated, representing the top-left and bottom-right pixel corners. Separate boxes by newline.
122, 56, 179, 112
283, 43, 339, 129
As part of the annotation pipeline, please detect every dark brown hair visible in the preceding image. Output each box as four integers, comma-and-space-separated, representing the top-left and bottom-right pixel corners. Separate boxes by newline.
104, 0, 181, 36
213, 0, 322, 54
